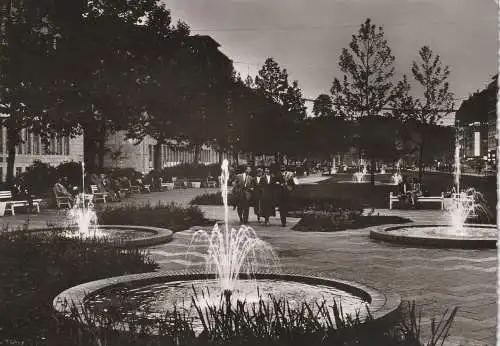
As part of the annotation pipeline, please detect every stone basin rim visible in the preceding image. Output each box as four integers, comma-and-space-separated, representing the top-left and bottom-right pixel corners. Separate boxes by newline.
24, 224, 174, 248
53, 270, 401, 327
370, 223, 497, 249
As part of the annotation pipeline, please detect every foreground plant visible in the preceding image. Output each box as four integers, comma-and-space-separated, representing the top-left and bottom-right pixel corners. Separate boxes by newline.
58, 290, 457, 346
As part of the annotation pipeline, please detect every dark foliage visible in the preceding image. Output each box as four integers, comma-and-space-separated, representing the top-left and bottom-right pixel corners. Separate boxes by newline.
0, 230, 156, 344
293, 213, 410, 232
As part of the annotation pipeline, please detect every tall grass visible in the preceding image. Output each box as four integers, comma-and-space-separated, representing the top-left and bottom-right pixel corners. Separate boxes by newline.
57, 287, 457, 346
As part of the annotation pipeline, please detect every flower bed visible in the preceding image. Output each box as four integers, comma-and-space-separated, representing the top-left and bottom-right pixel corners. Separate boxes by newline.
98, 202, 212, 232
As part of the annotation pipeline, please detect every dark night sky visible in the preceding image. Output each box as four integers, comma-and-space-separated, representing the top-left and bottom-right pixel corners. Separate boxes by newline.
163, 0, 498, 122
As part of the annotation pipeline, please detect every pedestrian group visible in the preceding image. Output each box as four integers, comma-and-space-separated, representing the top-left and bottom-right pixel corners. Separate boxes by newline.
231, 165, 297, 227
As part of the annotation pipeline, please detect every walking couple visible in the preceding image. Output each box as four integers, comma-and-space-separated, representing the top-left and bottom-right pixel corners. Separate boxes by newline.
232, 165, 297, 227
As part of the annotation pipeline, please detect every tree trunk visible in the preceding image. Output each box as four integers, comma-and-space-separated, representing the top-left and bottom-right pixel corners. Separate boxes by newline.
218, 150, 224, 165
153, 143, 162, 170
370, 155, 376, 185
232, 151, 239, 167
83, 125, 98, 171
6, 127, 17, 184
418, 140, 425, 180
193, 144, 200, 164
97, 116, 107, 169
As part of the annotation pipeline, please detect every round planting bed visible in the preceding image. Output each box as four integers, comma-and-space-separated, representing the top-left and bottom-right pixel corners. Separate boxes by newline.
370, 224, 497, 249
53, 271, 401, 333
27, 225, 173, 248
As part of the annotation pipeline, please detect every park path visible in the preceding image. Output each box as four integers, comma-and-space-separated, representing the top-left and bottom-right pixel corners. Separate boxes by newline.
1, 174, 496, 346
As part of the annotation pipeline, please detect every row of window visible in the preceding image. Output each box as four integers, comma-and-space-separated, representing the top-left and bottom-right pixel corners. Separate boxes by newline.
0, 129, 70, 156
147, 145, 216, 163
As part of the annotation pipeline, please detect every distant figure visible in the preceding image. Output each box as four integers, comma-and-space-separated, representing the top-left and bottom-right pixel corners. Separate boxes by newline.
54, 178, 74, 205
275, 166, 296, 227
232, 165, 253, 224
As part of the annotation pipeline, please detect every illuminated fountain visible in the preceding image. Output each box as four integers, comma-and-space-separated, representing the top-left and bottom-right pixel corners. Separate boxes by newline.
60, 162, 103, 239
371, 142, 496, 249
391, 161, 402, 185
55, 160, 400, 331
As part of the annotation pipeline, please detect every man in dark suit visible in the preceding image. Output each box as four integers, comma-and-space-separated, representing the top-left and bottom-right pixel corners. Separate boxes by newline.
232, 165, 253, 224
254, 167, 275, 225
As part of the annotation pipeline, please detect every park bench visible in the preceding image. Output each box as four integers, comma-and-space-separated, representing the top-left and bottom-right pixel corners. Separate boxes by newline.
160, 178, 174, 191
90, 185, 108, 203
389, 192, 445, 210
0, 190, 42, 216
130, 184, 141, 194
54, 190, 72, 209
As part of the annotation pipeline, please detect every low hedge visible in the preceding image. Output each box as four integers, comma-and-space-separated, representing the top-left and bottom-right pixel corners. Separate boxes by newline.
98, 202, 212, 231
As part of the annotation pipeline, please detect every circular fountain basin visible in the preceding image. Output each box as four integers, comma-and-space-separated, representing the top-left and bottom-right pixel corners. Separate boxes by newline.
370, 224, 497, 249
28, 225, 173, 248
53, 271, 401, 333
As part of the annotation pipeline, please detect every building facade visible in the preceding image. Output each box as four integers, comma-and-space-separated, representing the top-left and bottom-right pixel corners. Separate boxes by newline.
457, 120, 489, 161
104, 131, 221, 173
0, 127, 84, 181
487, 108, 497, 166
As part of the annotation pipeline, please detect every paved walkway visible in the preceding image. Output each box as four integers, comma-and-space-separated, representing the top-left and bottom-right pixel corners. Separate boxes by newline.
2, 178, 497, 345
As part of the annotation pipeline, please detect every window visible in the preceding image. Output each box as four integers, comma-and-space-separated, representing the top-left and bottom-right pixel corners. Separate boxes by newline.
148, 144, 153, 162
26, 131, 31, 154
57, 137, 62, 155
50, 138, 56, 154
0, 127, 3, 154
15, 167, 22, 176
43, 142, 50, 155
17, 131, 23, 155
33, 134, 40, 155
0, 167, 3, 182
64, 137, 70, 155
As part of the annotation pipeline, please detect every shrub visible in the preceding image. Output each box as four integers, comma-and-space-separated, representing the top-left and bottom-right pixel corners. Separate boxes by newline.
21, 160, 58, 196
289, 196, 363, 213
98, 202, 211, 231
190, 192, 224, 205
56, 161, 84, 187
0, 231, 156, 344
293, 212, 410, 232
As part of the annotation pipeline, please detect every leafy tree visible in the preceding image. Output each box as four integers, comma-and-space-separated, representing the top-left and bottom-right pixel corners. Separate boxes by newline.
0, 0, 63, 182
254, 58, 306, 161
313, 94, 334, 117
330, 18, 396, 184
394, 46, 454, 178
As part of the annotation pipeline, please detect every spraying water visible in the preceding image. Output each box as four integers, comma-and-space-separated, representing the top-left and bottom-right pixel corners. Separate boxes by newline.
447, 142, 491, 232
392, 160, 402, 185
65, 162, 104, 238
189, 159, 279, 293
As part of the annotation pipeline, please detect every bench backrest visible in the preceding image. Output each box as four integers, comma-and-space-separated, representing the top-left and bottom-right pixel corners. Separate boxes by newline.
0, 190, 12, 200
90, 185, 98, 193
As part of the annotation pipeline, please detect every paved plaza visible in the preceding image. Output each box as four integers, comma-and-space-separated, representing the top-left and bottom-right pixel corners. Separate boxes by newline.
2, 177, 497, 346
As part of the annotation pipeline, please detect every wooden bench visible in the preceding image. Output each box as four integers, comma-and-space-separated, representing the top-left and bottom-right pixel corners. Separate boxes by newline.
90, 185, 108, 203
389, 192, 444, 210
54, 191, 72, 209
160, 181, 174, 191
0, 191, 42, 216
